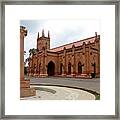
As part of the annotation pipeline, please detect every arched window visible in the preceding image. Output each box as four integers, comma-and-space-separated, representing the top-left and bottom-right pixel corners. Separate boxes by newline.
68, 62, 71, 74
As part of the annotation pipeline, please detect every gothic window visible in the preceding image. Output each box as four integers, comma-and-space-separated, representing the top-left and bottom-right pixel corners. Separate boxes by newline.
68, 62, 71, 74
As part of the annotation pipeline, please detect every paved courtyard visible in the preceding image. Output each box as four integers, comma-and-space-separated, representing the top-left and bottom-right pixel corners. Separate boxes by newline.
25, 76, 100, 94
21, 85, 96, 100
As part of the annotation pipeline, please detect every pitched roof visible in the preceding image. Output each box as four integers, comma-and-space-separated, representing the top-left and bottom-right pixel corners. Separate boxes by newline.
50, 35, 99, 52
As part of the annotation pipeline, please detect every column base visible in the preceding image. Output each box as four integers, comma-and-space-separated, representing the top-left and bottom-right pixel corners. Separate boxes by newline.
20, 80, 30, 88
95, 73, 100, 78
80, 73, 91, 78
40, 74, 48, 77
20, 87, 36, 97
61, 74, 67, 77
29, 73, 33, 77
20, 79, 36, 97
34, 73, 38, 76
71, 73, 76, 77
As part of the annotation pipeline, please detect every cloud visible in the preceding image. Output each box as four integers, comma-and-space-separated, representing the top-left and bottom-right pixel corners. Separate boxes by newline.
21, 20, 100, 59
40, 20, 100, 48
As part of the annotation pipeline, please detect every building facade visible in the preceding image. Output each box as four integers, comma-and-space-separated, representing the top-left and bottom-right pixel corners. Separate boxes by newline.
28, 30, 100, 78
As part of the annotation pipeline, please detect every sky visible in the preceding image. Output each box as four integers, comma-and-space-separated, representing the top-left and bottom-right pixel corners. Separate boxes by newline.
20, 20, 100, 61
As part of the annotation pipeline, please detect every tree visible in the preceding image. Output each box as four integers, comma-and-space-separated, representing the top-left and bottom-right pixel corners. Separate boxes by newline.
24, 57, 30, 66
29, 48, 36, 57
28, 48, 37, 75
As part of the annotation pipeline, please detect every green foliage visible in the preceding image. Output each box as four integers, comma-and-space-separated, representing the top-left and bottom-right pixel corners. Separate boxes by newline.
29, 48, 36, 57
95, 94, 100, 100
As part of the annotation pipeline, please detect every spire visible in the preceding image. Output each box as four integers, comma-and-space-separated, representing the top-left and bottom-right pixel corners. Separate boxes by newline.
95, 32, 98, 41
48, 30, 50, 38
95, 32, 97, 37
42, 29, 45, 37
37, 32, 39, 39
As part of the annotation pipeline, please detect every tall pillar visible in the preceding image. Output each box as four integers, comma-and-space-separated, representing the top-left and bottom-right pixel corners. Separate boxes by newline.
61, 63, 63, 75
31, 55, 34, 76
28, 60, 30, 76
71, 45, 76, 77
44, 48, 48, 76
36, 53, 39, 77
40, 47, 48, 77
98, 36, 100, 77
20, 26, 36, 97
88, 41, 91, 76
95, 33, 100, 77
56, 54, 59, 75
20, 27, 25, 81
62, 47, 66, 76
34, 54, 38, 77
82, 42, 87, 74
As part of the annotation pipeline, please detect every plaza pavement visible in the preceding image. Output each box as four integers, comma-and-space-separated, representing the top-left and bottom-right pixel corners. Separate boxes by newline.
25, 76, 100, 94
21, 85, 95, 100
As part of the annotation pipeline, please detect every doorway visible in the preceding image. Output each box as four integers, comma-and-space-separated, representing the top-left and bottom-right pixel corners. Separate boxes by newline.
47, 61, 55, 76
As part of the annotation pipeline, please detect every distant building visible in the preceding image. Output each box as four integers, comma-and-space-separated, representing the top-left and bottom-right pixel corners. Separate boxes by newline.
28, 30, 100, 78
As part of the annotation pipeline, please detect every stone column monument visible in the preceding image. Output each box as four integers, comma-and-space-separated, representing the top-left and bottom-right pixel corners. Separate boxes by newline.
20, 26, 36, 97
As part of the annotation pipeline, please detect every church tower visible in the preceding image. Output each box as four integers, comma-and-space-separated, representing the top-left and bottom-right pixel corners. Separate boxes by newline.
37, 29, 50, 51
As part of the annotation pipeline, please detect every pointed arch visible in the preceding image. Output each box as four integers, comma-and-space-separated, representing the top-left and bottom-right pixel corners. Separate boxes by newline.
47, 61, 55, 76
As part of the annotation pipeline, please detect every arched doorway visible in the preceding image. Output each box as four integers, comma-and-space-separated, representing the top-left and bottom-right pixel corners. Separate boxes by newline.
68, 62, 71, 74
78, 62, 82, 74
47, 61, 55, 76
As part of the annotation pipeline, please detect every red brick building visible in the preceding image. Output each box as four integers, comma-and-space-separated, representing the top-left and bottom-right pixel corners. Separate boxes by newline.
28, 30, 100, 78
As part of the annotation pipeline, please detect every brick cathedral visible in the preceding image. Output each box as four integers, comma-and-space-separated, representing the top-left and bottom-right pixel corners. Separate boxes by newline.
27, 30, 100, 78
